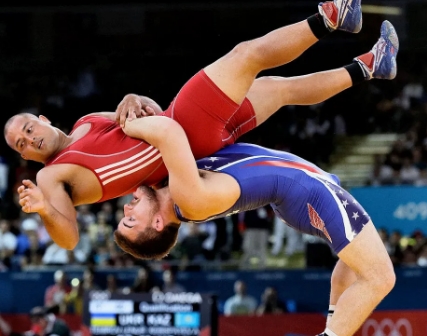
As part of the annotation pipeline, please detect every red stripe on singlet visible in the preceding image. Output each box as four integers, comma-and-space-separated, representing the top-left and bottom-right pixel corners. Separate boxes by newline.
246, 160, 323, 175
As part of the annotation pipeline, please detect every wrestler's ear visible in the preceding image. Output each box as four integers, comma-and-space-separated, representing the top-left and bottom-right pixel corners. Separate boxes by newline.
152, 214, 165, 232
38, 115, 51, 124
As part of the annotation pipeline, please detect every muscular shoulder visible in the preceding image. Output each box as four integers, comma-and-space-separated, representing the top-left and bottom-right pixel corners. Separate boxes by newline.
36, 166, 75, 200
37, 165, 77, 185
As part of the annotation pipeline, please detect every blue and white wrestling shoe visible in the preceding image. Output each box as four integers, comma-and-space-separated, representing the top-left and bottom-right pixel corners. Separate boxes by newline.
318, 0, 362, 33
354, 20, 399, 80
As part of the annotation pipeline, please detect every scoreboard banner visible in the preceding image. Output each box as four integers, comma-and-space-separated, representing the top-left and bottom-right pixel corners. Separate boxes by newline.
350, 186, 427, 235
83, 291, 218, 336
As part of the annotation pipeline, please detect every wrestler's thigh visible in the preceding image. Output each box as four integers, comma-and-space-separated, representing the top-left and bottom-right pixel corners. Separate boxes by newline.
337, 222, 394, 278
167, 70, 256, 157
166, 71, 239, 157
204, 46, 258, 105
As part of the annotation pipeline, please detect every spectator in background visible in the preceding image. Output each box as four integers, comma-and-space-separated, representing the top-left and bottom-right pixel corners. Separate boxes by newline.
256, 287, 288, 315
401, 246, 418, 267
28, 306, 70, 336
42, 243, 69, 266
368, 154, 391, 186
412, 230, 426, 253
389, 230, 404, 266
73, 220, 92, 264
76, 205, 96, 230
100, 202, 116, 227
131, 267, 156, 293
15, 214, 39, 257
44, 270, 71, 314
271, 215, 286, 256
271, 216, 304, 258
198, 221, 217, 261
88, 211, 113, 248
239, 207, 273, 269
33, 216, 51, 248
0, 219, 17, 269
106, 274, 120, 294
103, 239, 122, 266
179, 223, 208, 270
21, 232, 46, 269
399, 156, 419, 185
82, 268, 101, 291
63, 278, 84, 316
285, 224, 305, 257
223, 280, 257, 316
378, 228, 392, 255
400, 74, 424, 111
114, 208, 125, 229
162, 269, 185, 294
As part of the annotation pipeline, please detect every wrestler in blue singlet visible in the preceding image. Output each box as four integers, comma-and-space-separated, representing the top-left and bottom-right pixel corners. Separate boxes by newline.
174, 143, 371, 254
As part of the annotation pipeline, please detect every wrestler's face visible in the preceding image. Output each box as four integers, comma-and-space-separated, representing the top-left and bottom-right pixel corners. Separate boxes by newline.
118, 186, 161, 241
5, 115, 60, 163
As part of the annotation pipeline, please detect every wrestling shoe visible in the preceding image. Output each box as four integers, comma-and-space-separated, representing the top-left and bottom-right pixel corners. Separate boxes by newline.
354, 20, 399, 80
318, 0, 362, 33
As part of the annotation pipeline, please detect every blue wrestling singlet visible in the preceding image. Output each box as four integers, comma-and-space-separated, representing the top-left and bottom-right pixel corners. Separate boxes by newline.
174, 143, 371, 254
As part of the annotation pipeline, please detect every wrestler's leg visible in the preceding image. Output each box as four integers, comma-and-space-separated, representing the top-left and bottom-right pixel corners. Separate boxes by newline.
326, 222, 395, 336
327, 259, 357, 324
246, 68, 352, 125
204, 20, 319, 105
203, 0, 364, 105
247, 19, 399, 126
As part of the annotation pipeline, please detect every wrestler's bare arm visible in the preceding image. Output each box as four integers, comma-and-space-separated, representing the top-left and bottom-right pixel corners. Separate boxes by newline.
18, 168, 79, 250
123, 117, 239, 219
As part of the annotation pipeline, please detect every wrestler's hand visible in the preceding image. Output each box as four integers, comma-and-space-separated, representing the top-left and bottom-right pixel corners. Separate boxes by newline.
121, 118, 141, 139
17, 179, 47, 214
116, 94, 162, 128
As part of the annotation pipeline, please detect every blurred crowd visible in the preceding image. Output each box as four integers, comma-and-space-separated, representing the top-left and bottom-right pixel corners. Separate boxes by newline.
368, 73, 427, 187
40, 268, 295, 317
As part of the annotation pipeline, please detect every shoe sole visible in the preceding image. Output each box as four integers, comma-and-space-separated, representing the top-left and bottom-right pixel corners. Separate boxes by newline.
378, 20, 399, 79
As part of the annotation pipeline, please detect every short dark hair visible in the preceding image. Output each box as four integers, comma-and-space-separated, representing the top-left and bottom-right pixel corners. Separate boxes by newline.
4, 113, 37, 136
114, 224, 179, 260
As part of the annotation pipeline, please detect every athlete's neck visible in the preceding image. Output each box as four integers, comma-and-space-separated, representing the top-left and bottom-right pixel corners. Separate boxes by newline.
157, 187, 180, 225
46, 124, 91, 163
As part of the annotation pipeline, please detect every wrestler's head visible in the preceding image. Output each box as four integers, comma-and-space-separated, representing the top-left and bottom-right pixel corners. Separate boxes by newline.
4, 113, 61, 164
114, 186, 179, 260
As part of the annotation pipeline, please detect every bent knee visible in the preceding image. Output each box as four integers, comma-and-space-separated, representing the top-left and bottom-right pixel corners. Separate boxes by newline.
229, 41, 264, 69
369, 266, 396, 295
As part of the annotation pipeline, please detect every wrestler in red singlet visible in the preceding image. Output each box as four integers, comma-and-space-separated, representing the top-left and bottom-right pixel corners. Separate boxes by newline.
46, 70, 256, 203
